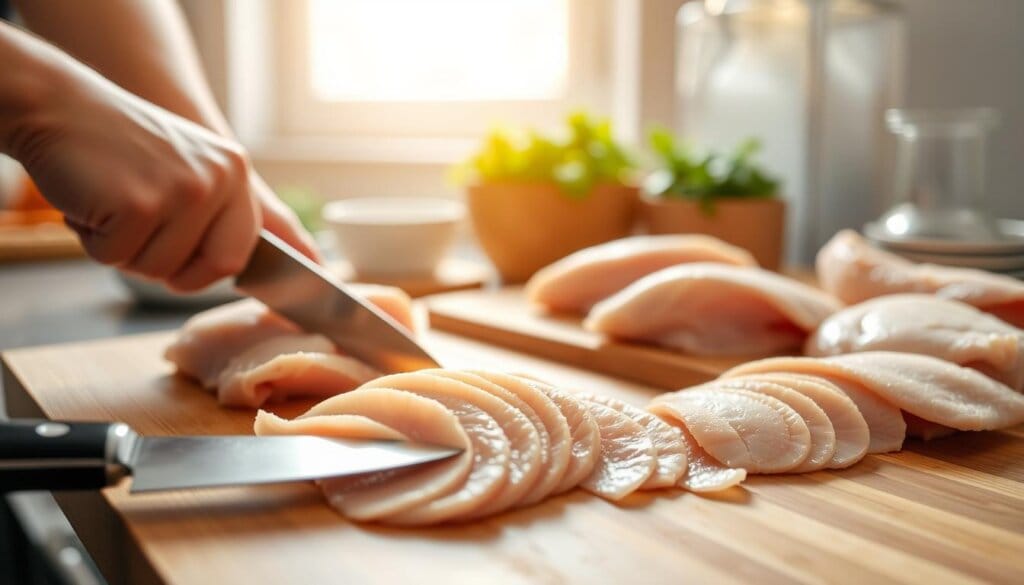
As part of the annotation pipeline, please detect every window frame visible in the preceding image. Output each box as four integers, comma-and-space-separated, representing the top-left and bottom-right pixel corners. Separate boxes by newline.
271, 0, 612, 139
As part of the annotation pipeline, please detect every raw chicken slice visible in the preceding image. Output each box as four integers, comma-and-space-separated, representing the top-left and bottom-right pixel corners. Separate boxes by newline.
468, 371, 573, 504
806, 294, 1024, 391
166, 283, 417, 398
347, 283, 419, 334
254, 410, 408, 441
405, 371, 545, 518
650, 387, 811, 473
578, 394, 687, 488
489, 375, 602, 496
710, 378, 836, 472
533, 385, 602, 495
265, 388, 472, 522
723, 357, 907, 453
726, 373, 869, 468
817, 230, 1024, 327
584, 263, 841, 356
526, 235, 757, 313
165, 299, 300, 388
358, 373, 530, 522
578, 401, 657, 501
217, 335, 379, 407
647, 407, 747, 492
823, 352, 1024, 431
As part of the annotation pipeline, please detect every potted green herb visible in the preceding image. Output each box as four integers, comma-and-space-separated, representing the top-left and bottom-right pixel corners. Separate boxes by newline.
452, 112, 637, 283
641, 130, 785, 269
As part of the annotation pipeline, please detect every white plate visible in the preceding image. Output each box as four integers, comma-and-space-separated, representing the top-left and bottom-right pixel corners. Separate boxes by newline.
873, 245, 1024, 271
864, 218, 1024, 255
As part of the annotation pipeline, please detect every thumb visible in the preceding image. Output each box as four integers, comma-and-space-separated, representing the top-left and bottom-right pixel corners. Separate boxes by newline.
251, 177, 323, 263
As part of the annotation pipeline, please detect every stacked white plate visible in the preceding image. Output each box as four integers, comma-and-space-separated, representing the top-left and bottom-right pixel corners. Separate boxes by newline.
864, 218, 1024, 280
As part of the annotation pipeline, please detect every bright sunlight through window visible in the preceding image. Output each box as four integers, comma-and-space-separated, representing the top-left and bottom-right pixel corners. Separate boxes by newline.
308, 0, 569, 102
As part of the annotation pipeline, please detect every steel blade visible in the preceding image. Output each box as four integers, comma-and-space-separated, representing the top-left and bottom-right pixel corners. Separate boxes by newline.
235, 230, 440, 373
127, 435, 459, 493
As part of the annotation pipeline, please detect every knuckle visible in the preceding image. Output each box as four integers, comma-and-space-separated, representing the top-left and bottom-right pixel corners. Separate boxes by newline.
175, 174, 212, 206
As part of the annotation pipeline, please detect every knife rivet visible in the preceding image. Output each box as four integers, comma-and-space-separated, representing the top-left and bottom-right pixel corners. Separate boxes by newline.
35, 422, 71, 438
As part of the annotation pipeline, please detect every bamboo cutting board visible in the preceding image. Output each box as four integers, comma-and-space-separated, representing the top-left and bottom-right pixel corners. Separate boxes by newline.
3, 330, 1024, 585
426, 286, 749, 389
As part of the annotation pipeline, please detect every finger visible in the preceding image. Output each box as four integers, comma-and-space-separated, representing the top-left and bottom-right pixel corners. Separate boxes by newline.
67, 209, 158, 267
252, 178, 322, 263
260, 198, 322, 263
126, 194, 221, 280
166, 189, 261, 292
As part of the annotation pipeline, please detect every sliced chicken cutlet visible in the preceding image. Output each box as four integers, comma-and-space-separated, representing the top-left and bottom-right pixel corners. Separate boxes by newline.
647, 405, 747, 492
166, 298, 300, 388
405, 372, 544, 520
727, 373, 869, 468
515, 380, 602, 496
166, 284, 417, 406
526, 235, 757, 314
711, 378, 836, 472
262, 388, 472, 522
723, 357, 907, 453
817, 230, 1024, 327
578, 393, 687, 488
650, 387, 811, 473
584, 263, 840, 356
218, 335, 379, 407
824, 352, 1024, 431
806, 294, 1024, 391
359, 373, 531, 523
578, 401, 657, 501
254, 410, 407, 441
468, 371, 573, 505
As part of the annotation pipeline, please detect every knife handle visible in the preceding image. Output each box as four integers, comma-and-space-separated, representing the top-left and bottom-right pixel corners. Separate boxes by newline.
0, 420, 132, 492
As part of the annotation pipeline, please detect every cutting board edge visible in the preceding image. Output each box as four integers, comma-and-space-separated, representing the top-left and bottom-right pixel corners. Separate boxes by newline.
428, 310, 723, 391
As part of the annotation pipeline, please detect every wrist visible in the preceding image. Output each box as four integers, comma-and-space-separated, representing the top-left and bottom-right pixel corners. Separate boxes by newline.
0, 24, 73, 160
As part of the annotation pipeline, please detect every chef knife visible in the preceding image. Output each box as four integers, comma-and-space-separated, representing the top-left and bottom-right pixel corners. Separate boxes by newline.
0, 420, 460, 493
235, 230, 441, 373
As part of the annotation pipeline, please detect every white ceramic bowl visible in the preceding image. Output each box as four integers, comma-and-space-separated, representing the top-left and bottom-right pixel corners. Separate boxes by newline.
322, 197, 464, 277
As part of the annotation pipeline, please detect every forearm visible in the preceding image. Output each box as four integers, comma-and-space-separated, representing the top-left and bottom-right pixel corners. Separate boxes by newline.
0, 21, 68, 157
13, 0, 233, 137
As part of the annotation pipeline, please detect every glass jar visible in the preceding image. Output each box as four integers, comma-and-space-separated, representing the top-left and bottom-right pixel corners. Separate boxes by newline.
879, 108, 1001, 241
676, 0, 905, 264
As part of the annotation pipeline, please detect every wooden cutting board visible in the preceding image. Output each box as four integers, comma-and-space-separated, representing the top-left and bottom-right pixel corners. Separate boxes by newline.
3, 330, 1023, 585
426, 286, 749, 389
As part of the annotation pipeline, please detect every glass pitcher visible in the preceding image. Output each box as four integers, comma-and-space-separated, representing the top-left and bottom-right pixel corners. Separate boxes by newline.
879, 108, 1001, 241
677, 0, 905, 264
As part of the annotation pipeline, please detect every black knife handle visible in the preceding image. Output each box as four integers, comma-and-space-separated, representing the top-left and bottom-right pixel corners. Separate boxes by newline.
0, 420, 130, 492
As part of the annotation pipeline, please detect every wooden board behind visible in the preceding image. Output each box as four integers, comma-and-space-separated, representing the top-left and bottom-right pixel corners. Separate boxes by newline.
426, 286, 748, 390
0, 223, 85, 262
3, 331, 1023, 585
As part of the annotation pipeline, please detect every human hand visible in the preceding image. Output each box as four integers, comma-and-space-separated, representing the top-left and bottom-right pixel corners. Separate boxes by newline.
9, 61, 318, 291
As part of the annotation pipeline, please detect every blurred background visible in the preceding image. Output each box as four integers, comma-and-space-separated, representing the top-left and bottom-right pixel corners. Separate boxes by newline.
1, 1, 1022, 583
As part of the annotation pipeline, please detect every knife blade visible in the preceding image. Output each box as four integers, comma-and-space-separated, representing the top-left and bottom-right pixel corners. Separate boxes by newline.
0, 420, 460, 493
235, 230, 441, 374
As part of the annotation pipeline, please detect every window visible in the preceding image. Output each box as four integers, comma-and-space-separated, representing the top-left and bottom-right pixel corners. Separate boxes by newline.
273, 0, 611, 138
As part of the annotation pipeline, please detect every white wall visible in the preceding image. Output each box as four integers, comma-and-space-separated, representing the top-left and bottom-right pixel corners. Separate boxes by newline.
901, 0, 1024, 220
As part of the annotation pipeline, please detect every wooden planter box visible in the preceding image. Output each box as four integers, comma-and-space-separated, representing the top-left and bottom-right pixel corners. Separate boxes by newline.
639, 195, 786, 270
468, 182, 637, 283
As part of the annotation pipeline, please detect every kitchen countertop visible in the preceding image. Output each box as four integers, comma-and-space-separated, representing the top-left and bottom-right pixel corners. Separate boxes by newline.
1, 258, 195, 585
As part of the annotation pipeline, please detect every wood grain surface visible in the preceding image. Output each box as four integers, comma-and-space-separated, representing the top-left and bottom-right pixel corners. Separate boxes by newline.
0, 223, 85, 262
3, 330, 1022, 585
426, 286, 751, 389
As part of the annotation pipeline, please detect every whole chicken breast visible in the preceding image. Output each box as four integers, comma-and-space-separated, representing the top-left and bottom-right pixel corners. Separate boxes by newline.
526, 235, 757, 314
817, 230, 1024, 327
584, 263, 841, 356
806, 294, 1024, 391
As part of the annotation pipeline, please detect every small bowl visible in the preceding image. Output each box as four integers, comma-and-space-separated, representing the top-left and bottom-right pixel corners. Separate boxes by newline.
322, 197, 464, 277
